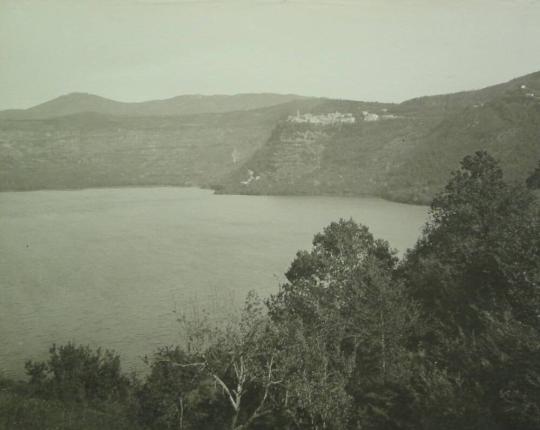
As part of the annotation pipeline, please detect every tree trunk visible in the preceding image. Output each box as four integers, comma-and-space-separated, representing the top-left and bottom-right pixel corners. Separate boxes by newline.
178, 395, 184, 430
380, 309, 386, 382
231, 409, 240, 430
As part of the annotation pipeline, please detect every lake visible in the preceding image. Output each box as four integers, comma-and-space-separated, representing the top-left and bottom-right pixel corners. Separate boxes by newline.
0, 187, 428, 377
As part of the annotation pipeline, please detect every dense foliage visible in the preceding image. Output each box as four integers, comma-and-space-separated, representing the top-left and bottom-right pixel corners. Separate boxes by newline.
1, 151, 538, 429
1, 344, 140, 430
527, 160, 540, 189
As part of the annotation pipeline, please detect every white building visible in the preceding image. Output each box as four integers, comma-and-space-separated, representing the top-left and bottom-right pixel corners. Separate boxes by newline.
287, 111, 356, 125
362, 111, 380, 122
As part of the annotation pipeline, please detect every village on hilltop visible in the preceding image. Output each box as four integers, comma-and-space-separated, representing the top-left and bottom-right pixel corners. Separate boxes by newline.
287, 109, 399, 125
287, 110, 356, 125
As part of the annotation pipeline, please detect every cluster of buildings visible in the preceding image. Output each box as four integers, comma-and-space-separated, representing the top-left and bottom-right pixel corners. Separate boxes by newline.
287, 110, 399, 125
287, 111, 356, 125
520, 85, 535, 98
362, 111, 380, 122
240, 169, 260, 185
362, 109, 399, 122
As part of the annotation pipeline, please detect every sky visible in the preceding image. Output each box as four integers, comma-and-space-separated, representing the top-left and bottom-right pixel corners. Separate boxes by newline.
1, 0, 540, 110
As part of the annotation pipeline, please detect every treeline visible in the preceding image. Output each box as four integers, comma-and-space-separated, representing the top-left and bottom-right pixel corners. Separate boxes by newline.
1, 151, 539, 430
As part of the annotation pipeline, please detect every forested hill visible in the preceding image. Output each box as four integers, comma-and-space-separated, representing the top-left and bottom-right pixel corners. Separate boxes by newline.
218, 71, 540, 203
1, 72, 539, 203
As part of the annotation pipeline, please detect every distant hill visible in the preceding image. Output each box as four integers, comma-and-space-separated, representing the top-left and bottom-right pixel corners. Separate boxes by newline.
1, 72, 539, 203
0, 93, 310, 119
398, 70, 540, 113
218, 72, 540, 203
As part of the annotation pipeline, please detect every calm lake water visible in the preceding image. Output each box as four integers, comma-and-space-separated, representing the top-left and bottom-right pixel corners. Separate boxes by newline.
0, 187, 428, 377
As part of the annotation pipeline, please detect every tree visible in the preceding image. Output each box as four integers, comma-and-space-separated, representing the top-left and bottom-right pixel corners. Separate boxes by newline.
400, 151, 540, 429
274, 316, 353, 430
25, 343, 131, 405
402, 151, 539, 331
154, 292, 282, 430
267, 219, 420, 429
137, 346, 221, 430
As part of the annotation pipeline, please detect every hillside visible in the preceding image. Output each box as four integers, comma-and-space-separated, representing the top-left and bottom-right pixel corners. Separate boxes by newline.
1, 72, 539, 202
218, 72, 540, 203
0, 93, 309, 119
397, 70, 540, 113
0, 100, 323, 191
381, 93, 540, 202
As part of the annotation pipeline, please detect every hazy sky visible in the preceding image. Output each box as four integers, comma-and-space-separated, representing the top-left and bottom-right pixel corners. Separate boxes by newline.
1, 0, 540, 109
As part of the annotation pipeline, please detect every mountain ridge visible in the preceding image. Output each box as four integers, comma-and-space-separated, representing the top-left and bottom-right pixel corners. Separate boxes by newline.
3, 71, 539, 119
0, 93, 312, 119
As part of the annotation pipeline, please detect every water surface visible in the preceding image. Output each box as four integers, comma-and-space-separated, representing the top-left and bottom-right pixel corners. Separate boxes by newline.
0, 187, 428, 377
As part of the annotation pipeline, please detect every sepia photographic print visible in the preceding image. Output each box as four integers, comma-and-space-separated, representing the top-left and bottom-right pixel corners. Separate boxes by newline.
1, 1, 539, 429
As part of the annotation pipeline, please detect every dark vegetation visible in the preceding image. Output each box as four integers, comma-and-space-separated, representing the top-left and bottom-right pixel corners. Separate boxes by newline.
1, 151, 539, 429
527, 160, 540, 189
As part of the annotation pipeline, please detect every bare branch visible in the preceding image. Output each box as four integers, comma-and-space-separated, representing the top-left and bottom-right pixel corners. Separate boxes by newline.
213, 374, 239, 411
153, 360, 207, 368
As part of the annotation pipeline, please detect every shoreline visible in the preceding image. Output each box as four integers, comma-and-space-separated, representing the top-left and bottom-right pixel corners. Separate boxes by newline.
0, 184, 432, 207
